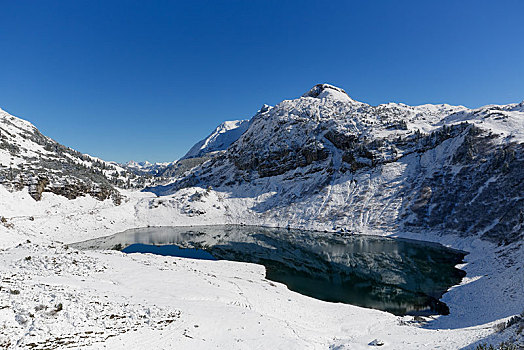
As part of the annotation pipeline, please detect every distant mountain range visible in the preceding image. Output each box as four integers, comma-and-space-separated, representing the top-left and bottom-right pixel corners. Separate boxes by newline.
119, 160, 175, 176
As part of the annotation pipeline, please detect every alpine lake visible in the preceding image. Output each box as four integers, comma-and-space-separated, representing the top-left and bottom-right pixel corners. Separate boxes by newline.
70, 225, 467, 316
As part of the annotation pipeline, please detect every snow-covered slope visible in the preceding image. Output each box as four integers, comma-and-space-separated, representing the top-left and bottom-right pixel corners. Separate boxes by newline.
149, 84, 524, 244
0, 185, 522, 349
181, 119, 250, 159
0, 108, 151, 202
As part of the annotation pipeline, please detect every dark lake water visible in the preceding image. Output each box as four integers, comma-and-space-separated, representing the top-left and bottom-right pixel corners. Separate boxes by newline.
70, 225, 467, 316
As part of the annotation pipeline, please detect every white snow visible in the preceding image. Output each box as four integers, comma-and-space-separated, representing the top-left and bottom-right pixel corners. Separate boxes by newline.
182, 119, 250, 159
302, 84, 357, 103
0, 184, 522, 349
438, 105, 524, 143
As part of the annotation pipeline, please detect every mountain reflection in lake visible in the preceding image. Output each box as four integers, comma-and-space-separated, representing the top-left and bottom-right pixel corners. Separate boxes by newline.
70, 225, 466, 316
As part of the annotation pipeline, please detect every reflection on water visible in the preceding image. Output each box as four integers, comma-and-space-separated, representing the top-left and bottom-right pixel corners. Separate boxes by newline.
70, 225, 466, 316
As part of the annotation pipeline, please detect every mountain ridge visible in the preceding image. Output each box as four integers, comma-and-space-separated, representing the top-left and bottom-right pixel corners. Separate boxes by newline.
146, 84, 524, 244
0, 107, 151, 202
182, 119, 250, 160
2, 84, 523, 244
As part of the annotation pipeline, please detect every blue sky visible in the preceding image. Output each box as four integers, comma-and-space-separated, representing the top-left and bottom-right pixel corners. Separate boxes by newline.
0, 0, 523, 162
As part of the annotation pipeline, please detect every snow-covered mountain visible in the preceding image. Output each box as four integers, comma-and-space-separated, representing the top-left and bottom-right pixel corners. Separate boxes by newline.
120, 160, 174, 176
0, 108, 150, 202
148, 84, 524, 244
126, 118, 253, 180
120, 118, 252, 178
120, 158, 211, 181
3, 84, 523, 244
182, 119, 250, 159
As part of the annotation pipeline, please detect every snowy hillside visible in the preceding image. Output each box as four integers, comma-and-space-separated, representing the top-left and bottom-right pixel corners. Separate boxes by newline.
148, 84, 524, 244
182, 119, 250, 159
0, 108, 151, 202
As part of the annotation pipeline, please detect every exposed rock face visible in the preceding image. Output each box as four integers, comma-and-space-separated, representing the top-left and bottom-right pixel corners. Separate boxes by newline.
28, 176, 48, 201
403, 128, 524, 244
148, 85, 524, 244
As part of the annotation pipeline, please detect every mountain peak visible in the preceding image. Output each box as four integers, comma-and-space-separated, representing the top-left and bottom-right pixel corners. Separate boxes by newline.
181, 119, 250, 160
302, 84, 352, 102
258, 104, 272, 114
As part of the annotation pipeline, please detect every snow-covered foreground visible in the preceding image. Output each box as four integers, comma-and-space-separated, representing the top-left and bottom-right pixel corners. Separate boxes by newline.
0, 186, 522, 349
